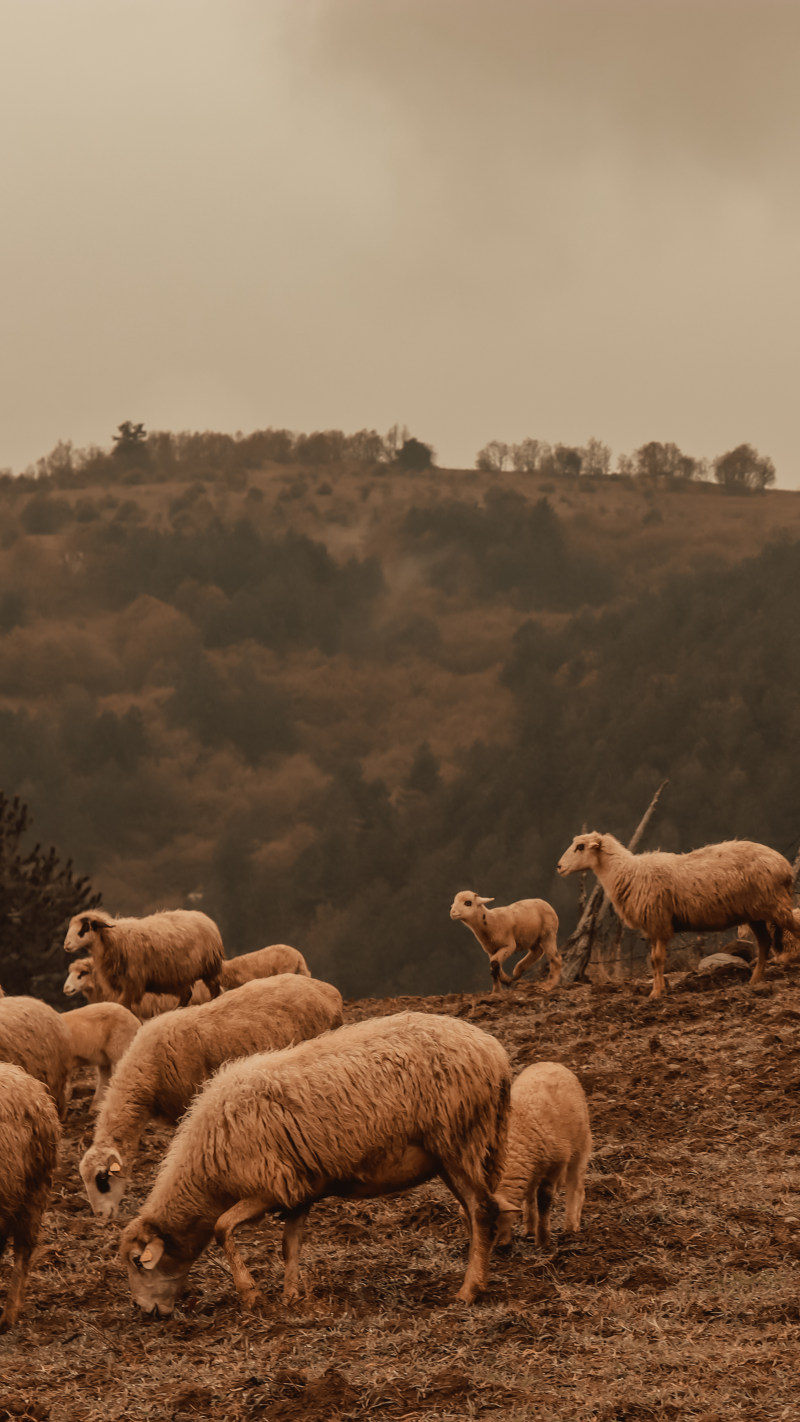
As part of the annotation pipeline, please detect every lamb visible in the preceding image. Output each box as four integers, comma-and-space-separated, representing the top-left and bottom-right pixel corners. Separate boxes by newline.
80, 974, 344, 1219
557, 831, 800, 998
62, 1002, 141, 1112
63, 956, 209, 1018
449, 891, 562, 994
0, 1063, 61, 1331
494, 1062, 592, 1249
63, 907, 225, 1012
0, 995, 73, 1118
119, 1010, 511, 1316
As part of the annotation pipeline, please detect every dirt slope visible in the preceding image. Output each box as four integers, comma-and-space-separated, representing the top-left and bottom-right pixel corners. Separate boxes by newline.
2, 962, 799, 1421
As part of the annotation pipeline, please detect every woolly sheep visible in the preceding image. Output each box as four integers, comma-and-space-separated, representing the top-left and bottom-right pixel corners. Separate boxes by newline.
119, 1010, 511, 1316
218, 943, 311, 987
63, 956, 209, 1018
557, 831, 800, 998
0, 995, 72, 1118
63, 908, 224, 1012
80, 974, 343, 1219
62, 1002, 141, 1112
0, 1063, 61, 1331
449, 891, 562, 994
494, 1062, 592, 1249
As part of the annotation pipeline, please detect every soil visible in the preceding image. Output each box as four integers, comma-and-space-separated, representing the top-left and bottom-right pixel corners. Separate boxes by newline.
2, 960, 800, 1421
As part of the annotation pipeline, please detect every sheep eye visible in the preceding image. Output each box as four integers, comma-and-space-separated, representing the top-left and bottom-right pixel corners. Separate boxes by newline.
96, 1172, 111, 1194
576, 843, 585, 852
132, 1255, 144, 1272
464, 899, 472, 906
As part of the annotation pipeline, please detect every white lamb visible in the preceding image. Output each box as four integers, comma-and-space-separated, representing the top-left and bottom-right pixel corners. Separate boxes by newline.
62, 1002, 141, 1112
0, 995, 73, 1118
0, 1063, 61, 1332
449, 891, 562, 993
494, 1062, 592, 1249
119, 1010, 511, 1316
218, 943, 311, 987
79, 974, 344, 1218
557, 831, 800, 998
63, 908, 224, 1011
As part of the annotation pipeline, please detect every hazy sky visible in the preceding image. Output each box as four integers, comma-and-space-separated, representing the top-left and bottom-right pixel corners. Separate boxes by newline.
2, 1, 799, 484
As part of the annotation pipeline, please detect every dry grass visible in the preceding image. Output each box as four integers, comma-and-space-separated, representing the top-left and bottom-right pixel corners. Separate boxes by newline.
2, 963, 800, 1420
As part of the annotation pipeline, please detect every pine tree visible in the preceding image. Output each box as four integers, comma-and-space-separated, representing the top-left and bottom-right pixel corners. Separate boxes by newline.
0, 793, 100, 1001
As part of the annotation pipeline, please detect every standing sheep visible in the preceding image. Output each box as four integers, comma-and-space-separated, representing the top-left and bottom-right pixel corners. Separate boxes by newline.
494, 1062, 592, 1249
62, 1002, 141, 1112
0, 996, 72, 1118
80, 974, 343, 1218
119, 1010, 511, 1316
0, 1063, 61, 1332
557, 831, 800, 998
63, 908, 224, 1011
449, 891, 562, 994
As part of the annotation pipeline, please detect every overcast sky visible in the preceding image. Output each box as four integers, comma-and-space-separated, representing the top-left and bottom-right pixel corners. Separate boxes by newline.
2, 1, 799, 484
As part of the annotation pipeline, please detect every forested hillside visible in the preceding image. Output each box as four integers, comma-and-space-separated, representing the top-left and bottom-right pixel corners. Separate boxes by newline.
2, 430, 799, 1000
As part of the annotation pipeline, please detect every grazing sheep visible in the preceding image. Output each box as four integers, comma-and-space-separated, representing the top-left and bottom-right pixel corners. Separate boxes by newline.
0, 996, 72, 1118
494, 1062, 592, 1249
80, 974, 344, 1219
219, 943, 311, 987
557, 831, 800, 998
0, 1063, 61, 1332
62, 1002, 141, 1112
449, 891, 562, 994
63, 956, 209, 1018
119, 1010, 511, 1316
63, 908, 224, 1012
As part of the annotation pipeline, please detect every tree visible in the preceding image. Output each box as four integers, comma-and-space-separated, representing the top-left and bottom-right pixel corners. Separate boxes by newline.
0, 793, 99, 1000
510, 438, 545, 474
397, 437, 435, 471
580, 437, 612, 479
475, 441, 511, 474
713, 443, 776, 492
112, 421, 150, 472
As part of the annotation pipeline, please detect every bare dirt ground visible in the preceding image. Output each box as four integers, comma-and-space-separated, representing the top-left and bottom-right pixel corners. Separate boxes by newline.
2, 961, 800, 1422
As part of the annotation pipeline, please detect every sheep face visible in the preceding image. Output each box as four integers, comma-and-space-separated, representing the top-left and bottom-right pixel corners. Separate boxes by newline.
64, 914, 108, 956
450, 891, 494, 923
557, 834, 604, 877
120, 1223, 200, 1318
79, 1144, 128, 1219
63, 960, 93, 997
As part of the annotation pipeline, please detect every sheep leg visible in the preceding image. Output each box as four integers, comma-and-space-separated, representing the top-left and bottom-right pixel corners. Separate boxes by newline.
203, 973, 223, 1000
748, 921, 771, 983
442, 1168, 498, 1302
214, 1196, 269, 1309
281, 1205, 310, 1305
91, 1065, 112, 1113
563, 1158, 585, 1232
511, 946, 540, 985
489, 948, 515, 993
648, 939, 668, 998
0, 1212, 42, 1334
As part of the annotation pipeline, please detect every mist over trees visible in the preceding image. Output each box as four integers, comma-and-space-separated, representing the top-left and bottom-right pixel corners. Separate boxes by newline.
0, 423, 797, 1001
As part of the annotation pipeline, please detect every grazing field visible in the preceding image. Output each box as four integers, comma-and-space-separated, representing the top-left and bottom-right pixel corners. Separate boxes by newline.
2, 962, 800, 1422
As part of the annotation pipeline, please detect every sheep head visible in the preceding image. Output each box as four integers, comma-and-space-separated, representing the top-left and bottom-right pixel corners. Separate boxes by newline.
449, 892, 494, 923
63, 912, 113, 955
557, 833, 604, 877
120, 1221, 194, 1318
79, 1144, 128, 1219
63, 959, 94, 997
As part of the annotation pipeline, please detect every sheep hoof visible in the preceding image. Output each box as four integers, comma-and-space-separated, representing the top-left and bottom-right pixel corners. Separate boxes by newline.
241, 1288, 264, 1312
454, 1283, 479, 1304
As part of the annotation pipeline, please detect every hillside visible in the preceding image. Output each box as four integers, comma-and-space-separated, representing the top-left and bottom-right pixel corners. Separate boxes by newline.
2, 962, 799, 1421
1, 440, 799, 1000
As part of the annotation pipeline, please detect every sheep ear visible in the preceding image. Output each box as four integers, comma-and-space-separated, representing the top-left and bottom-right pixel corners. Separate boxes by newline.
477, 896, 495, 906
587, 834, 603, 850
108, 1161, 122, 1175
138, 1238, 165, 1270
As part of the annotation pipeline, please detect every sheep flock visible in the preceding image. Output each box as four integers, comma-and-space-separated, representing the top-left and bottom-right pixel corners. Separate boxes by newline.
0, 822, 798, 1338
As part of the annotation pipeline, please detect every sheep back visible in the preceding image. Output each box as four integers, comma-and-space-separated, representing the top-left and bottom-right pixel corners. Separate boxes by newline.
496, 1061, 591, 1246
0, 1062, 61, 1330
0, 997, 72, 1117
220, 943, 311, 988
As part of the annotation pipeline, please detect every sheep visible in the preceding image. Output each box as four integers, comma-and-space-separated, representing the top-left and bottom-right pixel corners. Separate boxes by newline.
63, 956, 209, 1018
0, 995, 73, 1118
218, 943, 311, 987
494, 1062, 592, 1249
119, 1010, 511, 1316
63, 908, 225, 1012
79, 973, 344, 1219
449, 890, 562, 994
0, 1063, 61, 1332
557, 831, 800, 998
61, 1002, 141, 1112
